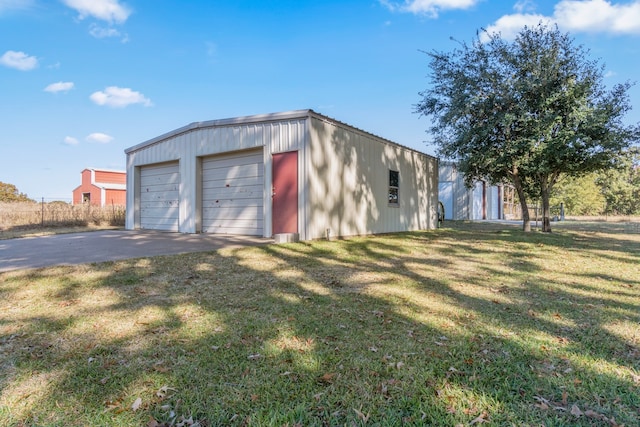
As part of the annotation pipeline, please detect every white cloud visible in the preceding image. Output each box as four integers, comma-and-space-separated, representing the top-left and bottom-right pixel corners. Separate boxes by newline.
0, 0, 34, 13
513, 0, 536, 13
380, 0, 479, 17
88, 23, 129, 42
0, 50, 38, 70
483, 13, 553, 41
89, 23, 120, 38
62, 0, 131, 24
90, 86, 152, 108
486, 0, 640, 40
86, 133, 114, 144
554, 0, 640, 34
44, 81, 74, 93
63, 136, 79, 145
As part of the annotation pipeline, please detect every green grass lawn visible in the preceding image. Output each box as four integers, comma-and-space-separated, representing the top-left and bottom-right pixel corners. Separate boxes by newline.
1, 221, 638, 426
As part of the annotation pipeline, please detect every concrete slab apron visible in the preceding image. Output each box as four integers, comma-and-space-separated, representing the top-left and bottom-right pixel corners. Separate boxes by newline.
0, 230, 270, 272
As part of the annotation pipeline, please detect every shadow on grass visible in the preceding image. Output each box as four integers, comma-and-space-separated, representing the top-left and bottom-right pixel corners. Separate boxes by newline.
0, 221, 638, 426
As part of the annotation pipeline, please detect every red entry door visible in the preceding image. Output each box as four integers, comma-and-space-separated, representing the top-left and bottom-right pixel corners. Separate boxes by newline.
272, 151, 298, 235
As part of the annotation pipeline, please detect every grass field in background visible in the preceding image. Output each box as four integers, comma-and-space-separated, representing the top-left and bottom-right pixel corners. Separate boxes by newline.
0, 221, 638, 426
0, 202, 125, 238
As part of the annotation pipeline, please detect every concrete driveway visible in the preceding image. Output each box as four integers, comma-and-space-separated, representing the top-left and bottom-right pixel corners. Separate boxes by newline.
0, 230, 271, 272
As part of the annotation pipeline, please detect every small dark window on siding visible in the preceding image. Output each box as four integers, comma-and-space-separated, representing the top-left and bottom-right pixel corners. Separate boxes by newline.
388, 170, 399, 205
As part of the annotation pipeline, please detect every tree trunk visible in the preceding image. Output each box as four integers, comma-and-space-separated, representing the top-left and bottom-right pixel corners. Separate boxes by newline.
519, 194, 531, 232
512, 176, 531, 232
541, 184, 552, 232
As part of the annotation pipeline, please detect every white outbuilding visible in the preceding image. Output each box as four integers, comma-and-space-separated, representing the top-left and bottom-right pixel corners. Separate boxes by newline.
438, 161, 519, 221
124, 109, 438, 241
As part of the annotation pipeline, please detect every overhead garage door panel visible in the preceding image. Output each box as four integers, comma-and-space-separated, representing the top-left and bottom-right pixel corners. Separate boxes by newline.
140, 162, 180, 231
203, 160, 262, 180
202, 150, 263, 235
202, 183, 263, 200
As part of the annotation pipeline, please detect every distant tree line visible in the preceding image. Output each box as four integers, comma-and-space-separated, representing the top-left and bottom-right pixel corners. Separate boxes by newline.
0, 181, 34, 203
550, 147, 640, 215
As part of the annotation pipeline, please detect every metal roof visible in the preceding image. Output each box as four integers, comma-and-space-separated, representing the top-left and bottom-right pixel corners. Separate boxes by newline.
125, 109, 435, 160
95, 183, 126, 191
83, 167, 126, 174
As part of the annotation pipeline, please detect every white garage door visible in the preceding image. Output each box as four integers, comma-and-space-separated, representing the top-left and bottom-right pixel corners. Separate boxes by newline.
202, 149, 263, 235
140, 162, 180, 231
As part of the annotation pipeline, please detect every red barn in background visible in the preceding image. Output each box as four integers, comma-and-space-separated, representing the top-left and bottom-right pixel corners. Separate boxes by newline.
72, 168, 126, 206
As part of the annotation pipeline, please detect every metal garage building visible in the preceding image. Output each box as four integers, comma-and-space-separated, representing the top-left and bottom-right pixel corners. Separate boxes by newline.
438, 161, 518, 220
124, 110, 438, 240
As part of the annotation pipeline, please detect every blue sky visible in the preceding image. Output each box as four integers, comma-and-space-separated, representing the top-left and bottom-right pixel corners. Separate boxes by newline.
1, 0, 639, 200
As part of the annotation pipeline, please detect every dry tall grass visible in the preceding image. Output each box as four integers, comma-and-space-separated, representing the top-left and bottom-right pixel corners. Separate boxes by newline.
0, 202, 125, 230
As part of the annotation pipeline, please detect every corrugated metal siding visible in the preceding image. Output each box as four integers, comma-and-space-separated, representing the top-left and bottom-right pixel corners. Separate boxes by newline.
126, 121, 304, 165
72, 170, 94, 205
438, 163, 505, 220
439, 181, 454, 220
438, 163, 471, 220
487, 186, 500, 220
125, 110, 438, 238
74, 187, 102, 206
305, 116, 437, 240
95, 170, 126, 184
472, 182, 484, 220
263, 120, 307, 238
126, 117, 307, 233
104, 189, 126, 206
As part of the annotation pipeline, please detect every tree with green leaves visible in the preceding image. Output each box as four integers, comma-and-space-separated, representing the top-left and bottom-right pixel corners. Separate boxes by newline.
0, 181, 33, 203
417, 23, 638, 231
596, 148, 640, 215
549, 173, 605, 216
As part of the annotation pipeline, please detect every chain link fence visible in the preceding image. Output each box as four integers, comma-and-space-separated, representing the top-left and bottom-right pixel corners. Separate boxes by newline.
0, 199, 125, 230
